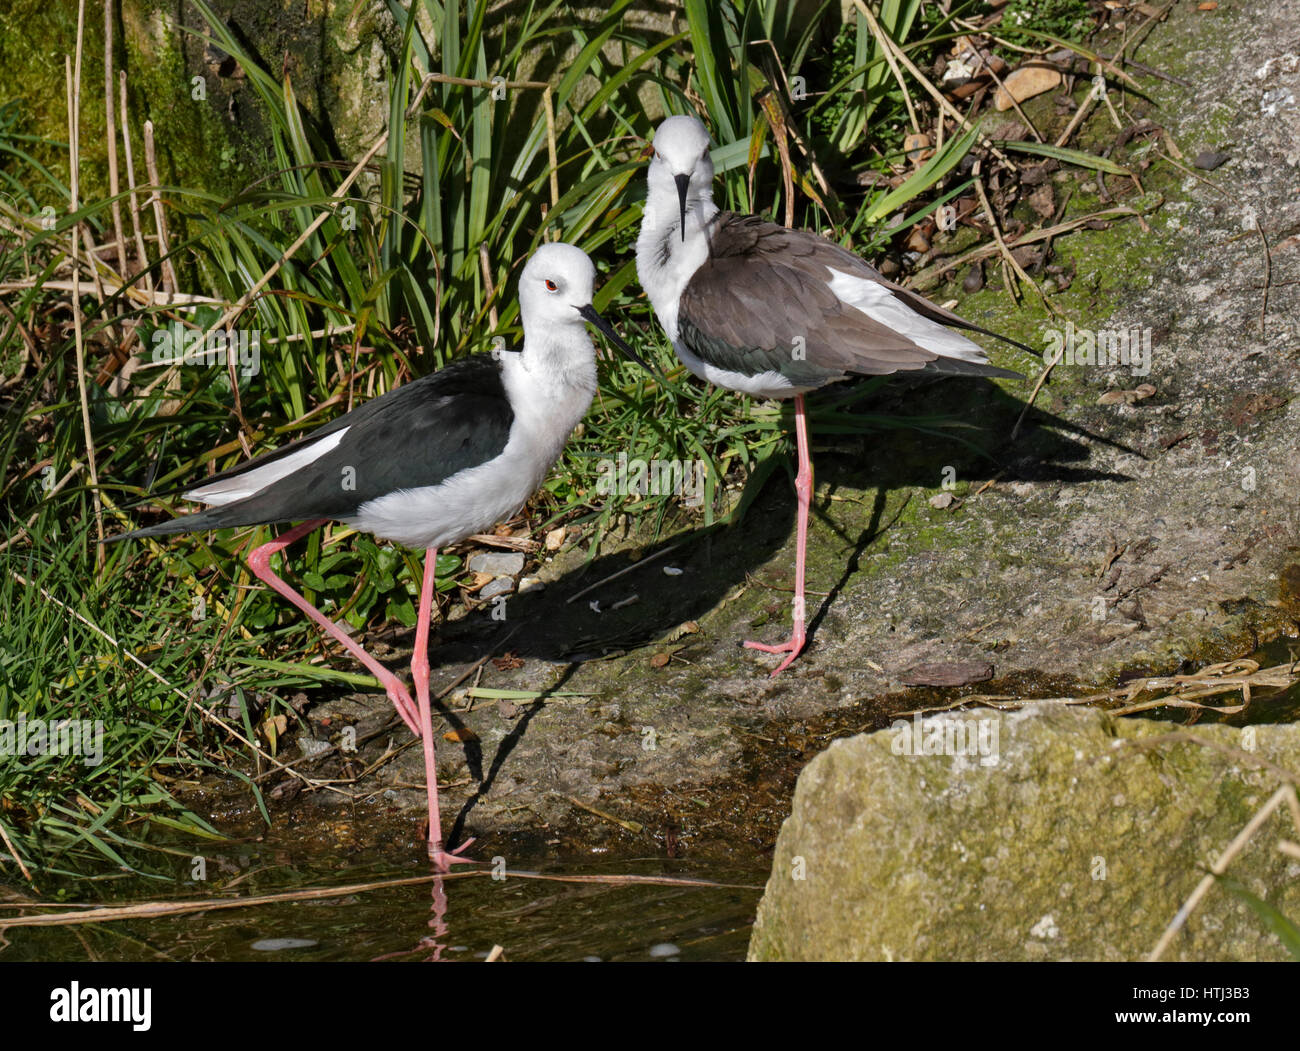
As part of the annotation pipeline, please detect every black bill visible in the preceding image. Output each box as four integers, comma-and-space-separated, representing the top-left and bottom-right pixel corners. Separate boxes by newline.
577, 303, 652, 373
674, 172, 690, 243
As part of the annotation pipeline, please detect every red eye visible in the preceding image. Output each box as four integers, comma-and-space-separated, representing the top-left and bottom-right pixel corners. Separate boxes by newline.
545, 279, 557, 291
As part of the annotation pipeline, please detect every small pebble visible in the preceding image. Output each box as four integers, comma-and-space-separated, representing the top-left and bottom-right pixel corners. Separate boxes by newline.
467, 551, 525, 576
663, 566, 684, 576
479, 577, 514, 601
1193, 149, 1230, 170
648, 942, 680, 958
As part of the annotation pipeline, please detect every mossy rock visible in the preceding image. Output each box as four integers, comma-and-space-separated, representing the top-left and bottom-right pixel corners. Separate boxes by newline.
749, 704, 1300, 960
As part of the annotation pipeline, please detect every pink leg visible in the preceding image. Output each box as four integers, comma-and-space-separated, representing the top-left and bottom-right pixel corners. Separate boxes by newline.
410, 547, 475, 871
745, 393, 811, 676
247, 519, 420, 735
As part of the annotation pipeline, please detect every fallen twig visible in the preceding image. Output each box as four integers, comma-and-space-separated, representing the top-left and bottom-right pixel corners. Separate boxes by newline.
564, 794, 644, 834
0, 868, 759, 932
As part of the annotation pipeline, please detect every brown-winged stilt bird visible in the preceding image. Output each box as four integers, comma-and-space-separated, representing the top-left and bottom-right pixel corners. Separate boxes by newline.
107, 242, 642, 870
637, 115, 1027, 675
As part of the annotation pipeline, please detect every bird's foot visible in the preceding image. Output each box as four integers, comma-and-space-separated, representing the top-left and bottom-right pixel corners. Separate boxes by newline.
429, 837, 478, 873
743, 633, 806, 677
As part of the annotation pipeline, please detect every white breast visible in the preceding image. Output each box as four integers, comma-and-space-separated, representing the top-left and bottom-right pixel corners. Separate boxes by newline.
636, 202, 714, 344
639, 204, 807, 401
347, 351, 594, 551
672, 341, 803, 400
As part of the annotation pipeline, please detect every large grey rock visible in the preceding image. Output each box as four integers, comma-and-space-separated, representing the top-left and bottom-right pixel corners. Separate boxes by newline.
749, 704, 1300, 961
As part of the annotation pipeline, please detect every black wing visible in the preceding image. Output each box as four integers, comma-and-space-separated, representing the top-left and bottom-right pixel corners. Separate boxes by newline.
107, 354, 514, 541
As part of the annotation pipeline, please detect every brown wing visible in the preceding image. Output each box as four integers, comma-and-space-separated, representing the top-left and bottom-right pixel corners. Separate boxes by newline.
677, 214, 943, 385
678, 213, 1027, 385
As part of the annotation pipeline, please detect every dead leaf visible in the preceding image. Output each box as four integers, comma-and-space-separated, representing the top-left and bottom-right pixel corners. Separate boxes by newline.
900, 662, 995, 687
903, 132, 933, 164
1011, 245, 1044, 268
269, 778, 302, 802
1098, 384, 1156, 405
994, 65, 1063, 111
664, 620, 700, 642
650, 653, 671, 668
259, 713, 288, 754
443, 727, 478, 743
1027, 183, 1055, 220
988, 119, 1029, 142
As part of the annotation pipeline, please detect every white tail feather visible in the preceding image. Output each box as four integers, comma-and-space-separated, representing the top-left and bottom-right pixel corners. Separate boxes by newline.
827, 269, 987, 363
184, 428, 349, 506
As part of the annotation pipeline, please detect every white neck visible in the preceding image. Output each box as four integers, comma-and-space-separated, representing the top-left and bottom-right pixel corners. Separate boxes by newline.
508, 327, 597, 437
636, 183, 718, 344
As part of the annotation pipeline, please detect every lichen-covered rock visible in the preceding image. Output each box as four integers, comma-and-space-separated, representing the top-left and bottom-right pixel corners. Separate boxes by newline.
749, 704, 1300, 961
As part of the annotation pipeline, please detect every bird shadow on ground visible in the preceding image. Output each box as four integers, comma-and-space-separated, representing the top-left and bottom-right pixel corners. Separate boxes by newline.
443, 665, 578, 849
427, 374, 1137, 671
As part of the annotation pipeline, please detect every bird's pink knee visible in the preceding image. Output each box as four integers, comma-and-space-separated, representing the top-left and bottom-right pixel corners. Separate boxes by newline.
247, 543, 277, 576
410, 651, 429, 686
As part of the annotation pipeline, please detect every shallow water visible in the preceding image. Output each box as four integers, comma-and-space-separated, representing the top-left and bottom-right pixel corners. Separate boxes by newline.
1141, 636, 1300, 727
0, 844, 764, 962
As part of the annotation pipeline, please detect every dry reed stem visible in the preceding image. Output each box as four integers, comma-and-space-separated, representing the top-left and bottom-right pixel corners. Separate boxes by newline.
66, 5, 105, 555
0, 869, 759, 933
104, 0, 127, 276
142, 119, 178, 294
1149, 785, 1300, 960
119, 70, 153, 294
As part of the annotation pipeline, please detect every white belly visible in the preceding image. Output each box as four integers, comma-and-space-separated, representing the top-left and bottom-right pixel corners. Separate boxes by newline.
349, 353, 591, 550
672, 339, 804, 400
347, 442, 546, 551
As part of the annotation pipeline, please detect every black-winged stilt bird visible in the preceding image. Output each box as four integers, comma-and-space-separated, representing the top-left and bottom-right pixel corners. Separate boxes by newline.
107, 242, 642, 870
637, 115, 1027, 675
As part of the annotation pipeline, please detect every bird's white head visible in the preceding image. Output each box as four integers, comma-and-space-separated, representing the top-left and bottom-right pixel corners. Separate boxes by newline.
648, 115, 715, 241
517, 242, 645, 372
519, 242, 598, 331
